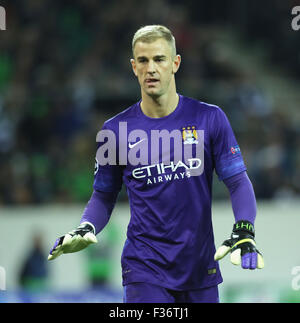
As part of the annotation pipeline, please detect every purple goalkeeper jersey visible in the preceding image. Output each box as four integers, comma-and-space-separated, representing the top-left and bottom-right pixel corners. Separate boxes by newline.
93, 94, 246, 290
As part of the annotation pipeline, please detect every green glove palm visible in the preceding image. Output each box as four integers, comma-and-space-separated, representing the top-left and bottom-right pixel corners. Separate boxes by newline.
48, 222, 97, 260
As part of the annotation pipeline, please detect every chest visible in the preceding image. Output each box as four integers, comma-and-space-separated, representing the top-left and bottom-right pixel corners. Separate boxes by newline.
117, 117, 213, 184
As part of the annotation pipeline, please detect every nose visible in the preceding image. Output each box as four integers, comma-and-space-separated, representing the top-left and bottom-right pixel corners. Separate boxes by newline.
146, 59, 156, 74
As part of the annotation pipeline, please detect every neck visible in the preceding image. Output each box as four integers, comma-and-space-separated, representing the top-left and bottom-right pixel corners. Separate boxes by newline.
140, 83, 179, 118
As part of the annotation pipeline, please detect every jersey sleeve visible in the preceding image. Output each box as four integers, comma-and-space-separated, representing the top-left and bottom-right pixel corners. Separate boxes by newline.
93, 122, 123, 193
211, 107, 247, 181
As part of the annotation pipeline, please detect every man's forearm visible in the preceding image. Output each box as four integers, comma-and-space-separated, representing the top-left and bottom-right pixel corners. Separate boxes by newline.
223, 171, 256, 225
80, 189, 119, 234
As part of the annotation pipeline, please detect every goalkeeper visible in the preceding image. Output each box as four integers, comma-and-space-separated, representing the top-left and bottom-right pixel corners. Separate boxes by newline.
48, 25, 264, 303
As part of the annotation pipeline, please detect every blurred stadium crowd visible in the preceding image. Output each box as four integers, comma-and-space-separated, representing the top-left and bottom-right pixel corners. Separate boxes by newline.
0, 0, 299, 205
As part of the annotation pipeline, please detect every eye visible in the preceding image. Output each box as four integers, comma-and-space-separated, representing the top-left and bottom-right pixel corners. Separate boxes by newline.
138, 58, 147, 63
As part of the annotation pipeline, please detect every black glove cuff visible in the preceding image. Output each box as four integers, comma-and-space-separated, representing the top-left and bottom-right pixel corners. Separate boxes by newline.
233, 220, 255, 237
75, 222, 95, 236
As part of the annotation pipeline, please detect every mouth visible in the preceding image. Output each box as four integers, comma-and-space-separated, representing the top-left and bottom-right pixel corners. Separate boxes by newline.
145, 78, 159, 86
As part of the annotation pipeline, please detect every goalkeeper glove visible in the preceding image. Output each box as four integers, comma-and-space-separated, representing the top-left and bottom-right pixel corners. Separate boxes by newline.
214, 220, 264, 269
48, 222, 97, 261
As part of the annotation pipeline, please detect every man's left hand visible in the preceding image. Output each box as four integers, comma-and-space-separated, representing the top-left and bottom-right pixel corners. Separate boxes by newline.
214, 220, 264, 269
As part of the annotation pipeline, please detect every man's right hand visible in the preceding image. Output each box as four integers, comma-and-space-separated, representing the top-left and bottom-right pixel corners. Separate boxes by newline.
48, 222, 97, 261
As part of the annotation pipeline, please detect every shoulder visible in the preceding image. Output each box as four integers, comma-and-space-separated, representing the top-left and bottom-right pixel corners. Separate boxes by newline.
102, 101, 140, 130
181, 95, 230, 137
181, 95, 223, 116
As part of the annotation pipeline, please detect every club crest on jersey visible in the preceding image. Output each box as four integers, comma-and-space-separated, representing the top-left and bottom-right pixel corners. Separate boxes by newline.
182, 126, 198, 145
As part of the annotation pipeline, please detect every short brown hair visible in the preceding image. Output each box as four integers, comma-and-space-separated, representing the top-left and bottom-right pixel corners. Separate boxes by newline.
132, 25, 176, 58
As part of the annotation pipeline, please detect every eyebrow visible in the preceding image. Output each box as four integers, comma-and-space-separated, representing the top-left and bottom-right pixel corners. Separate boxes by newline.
136, 55, 167, 61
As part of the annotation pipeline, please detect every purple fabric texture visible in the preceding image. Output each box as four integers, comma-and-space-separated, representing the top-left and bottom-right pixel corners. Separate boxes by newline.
80, 189, 119, 234
79, 96, 254, 289
223, 171, 256, 225
123, 282, 219, 303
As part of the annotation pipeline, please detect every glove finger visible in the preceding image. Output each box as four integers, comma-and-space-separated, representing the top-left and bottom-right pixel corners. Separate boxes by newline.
62, 234, 96, 254
242, 252, 257, 269
48, 247, 63, 260
61, 233, 73, 247
230, 248, 241, 266
83, 232, 98, 244
214, 245, 231, 261
63, 232, 97, 246
257, 253, 265, 269
62, 234, 85, 253
49, 236, 64, 253
241, 252, 251, 269
250, 252, 257, 269
48, 236, 65, 260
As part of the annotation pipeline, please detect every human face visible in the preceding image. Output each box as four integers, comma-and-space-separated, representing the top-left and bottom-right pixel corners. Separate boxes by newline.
131, 38, 181, 98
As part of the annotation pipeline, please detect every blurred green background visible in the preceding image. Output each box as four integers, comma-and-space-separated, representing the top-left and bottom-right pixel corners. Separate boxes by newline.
0, 0, 299, 302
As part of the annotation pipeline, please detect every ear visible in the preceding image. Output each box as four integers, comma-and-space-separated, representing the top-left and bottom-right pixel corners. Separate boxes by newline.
172, 54, 181, 74
130, 58, 138, 77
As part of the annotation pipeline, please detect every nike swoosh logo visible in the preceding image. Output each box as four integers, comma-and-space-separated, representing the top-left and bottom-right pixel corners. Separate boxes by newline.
128, 139, 145, 149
